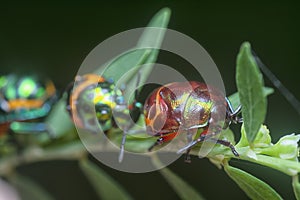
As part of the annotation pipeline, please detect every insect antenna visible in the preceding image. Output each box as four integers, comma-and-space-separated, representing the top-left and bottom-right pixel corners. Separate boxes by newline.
119, 129, 127, 163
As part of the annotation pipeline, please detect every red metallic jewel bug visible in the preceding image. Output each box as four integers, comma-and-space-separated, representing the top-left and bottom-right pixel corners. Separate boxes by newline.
144, 81, 242, 162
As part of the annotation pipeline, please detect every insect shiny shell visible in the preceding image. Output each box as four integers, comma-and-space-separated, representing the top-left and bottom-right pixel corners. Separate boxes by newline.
66, 74, 128, 133
66, 73, 144, 162
144, 81, 242, 160
0, 74, 56, 135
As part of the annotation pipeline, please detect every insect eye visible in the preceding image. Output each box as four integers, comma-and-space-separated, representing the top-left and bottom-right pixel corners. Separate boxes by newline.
95, 104, 112, 122
116, 96, 125, 105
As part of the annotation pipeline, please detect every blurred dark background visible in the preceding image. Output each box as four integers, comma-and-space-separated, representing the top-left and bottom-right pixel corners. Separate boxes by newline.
1, 1, 300, 199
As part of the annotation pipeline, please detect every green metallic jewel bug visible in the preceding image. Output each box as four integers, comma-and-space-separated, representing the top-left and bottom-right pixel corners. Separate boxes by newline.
0, 74, 57, 136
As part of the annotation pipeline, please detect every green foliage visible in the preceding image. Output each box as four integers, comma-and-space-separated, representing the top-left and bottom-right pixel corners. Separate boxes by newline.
228, 87, 274, 111
152, 155, 206, 200
293, 175, 300, 200
158, 167, 206, 200
224, 164, 282, 200
97, 7, 171, 103
236, 42, 267, 144
79, 159, 133, 200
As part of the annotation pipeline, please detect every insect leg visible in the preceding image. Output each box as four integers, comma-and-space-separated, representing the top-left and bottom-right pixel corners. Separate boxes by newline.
177, 134, 207, 154
119, 129, 127, 163
209, 138, 239, 157
184, 129, 196, 163
226, 98, 243, 124
148, 137, 163, 151
119, 71, 143, 162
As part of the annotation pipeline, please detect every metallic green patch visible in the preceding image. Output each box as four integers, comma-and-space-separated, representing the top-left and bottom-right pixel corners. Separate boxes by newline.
6, 86, 16, 100
18, 78, 37, 98
0, 76, 7, 88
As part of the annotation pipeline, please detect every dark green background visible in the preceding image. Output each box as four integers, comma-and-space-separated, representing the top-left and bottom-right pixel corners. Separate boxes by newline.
1, 1, 300, 199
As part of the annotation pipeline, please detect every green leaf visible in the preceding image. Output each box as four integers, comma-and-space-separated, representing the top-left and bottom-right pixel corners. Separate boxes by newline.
45, 99, 74, 138
293, 175, 300, 200
228, 87, 274, 110
9, 173, 55, 200
236, 42, 267, 143
99, 7, 171, 103
100, 7, 170, 79
224, 164, 282, 200
125, 7, 171, 101
159, 167, 206, 200
79, 159, 133, 200
235, 124, 300, 176
258, 133, 300, 160
236, 124, 271, 148
247, 154, 300, 176
151, 155, 206, 200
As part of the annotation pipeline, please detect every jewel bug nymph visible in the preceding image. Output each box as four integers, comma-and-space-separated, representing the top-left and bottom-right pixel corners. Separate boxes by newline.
0, 74, 57, 136
66, 74, 142, 162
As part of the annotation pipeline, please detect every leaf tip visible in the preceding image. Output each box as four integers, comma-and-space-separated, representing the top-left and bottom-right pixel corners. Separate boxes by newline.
149, 7, 171, 27
241, 41, 251, 51
159, 7, 172, 17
